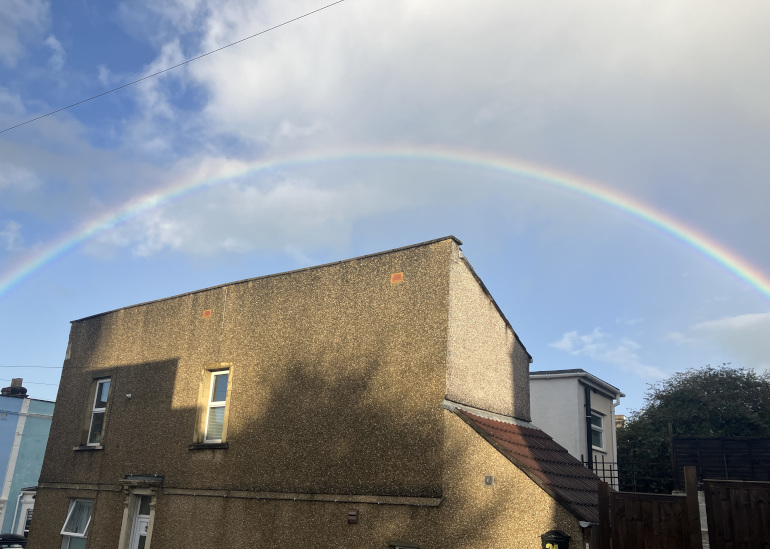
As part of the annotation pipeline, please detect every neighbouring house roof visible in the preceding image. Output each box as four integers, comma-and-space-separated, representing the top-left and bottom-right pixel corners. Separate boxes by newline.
529, 368, 625, 399
455, 408, 600, 523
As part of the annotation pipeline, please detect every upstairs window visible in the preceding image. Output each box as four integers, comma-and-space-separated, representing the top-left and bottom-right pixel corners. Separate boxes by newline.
191, 364, 233, 447
88, 378, 111, 446
205, 371, 229, 442
61, 499, 93, 549
590, 411, 604, 450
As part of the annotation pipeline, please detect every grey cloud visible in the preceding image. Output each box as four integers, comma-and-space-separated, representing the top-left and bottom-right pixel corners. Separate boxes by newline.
690, 312, 770, 371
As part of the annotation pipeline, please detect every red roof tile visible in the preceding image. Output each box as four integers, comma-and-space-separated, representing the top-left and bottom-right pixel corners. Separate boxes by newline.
455, 409, 600, 523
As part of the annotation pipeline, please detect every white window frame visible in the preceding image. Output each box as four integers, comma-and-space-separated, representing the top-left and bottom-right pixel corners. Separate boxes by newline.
204, 370, 229, 443
23, 508, 33, 537
87, 378, 111, 446
60, 498, 93, 548
590, 410, 604, 450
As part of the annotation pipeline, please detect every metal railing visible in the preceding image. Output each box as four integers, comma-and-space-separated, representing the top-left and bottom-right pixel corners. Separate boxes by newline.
582, 455, 673, 493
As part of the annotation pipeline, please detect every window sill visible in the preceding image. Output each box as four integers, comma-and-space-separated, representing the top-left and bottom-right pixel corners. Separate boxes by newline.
592, 447, 607, 454
73, 445, 104, 451
188, 442, 229, 450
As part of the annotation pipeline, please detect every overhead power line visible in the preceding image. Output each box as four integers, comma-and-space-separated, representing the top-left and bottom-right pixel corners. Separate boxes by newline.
0, 365, 62, 369
0, 0, 349, 135
0, 378, 59, 386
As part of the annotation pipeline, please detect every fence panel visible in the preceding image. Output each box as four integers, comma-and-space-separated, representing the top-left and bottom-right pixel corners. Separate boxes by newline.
597, 475, 701, 549
703, 479, 770, 549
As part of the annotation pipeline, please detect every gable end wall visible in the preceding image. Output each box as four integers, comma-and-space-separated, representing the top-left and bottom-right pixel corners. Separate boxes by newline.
446, 243, 531, 420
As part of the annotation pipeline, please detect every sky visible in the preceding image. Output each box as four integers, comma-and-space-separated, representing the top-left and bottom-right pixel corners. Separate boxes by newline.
1, 0, 768, 416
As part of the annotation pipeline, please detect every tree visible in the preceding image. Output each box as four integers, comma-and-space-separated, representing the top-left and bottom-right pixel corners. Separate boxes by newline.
617, 364, 770, 493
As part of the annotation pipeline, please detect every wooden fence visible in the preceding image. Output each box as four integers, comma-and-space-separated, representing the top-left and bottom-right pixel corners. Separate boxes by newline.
594, 466, 702, 549
672, 436, 770, 490
703, 479, 770, 549
594, 470, 770, 548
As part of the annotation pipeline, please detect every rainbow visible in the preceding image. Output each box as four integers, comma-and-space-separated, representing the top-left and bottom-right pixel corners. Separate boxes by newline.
1, 145, 769, 301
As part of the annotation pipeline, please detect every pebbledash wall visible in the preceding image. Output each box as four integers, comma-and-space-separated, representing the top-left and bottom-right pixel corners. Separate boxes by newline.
31, 237, 584, 548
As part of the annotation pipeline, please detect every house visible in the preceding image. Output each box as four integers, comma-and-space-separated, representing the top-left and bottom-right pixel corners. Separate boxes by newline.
31, 237, 600, 548
0, 379, 55, 537
529, 369, 624, 483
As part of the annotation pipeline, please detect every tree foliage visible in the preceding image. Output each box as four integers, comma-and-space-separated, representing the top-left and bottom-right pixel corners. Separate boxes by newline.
617, 364, 770, 492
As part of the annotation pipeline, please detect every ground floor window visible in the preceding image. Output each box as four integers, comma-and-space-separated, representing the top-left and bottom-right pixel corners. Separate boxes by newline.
61, 499, 92, 549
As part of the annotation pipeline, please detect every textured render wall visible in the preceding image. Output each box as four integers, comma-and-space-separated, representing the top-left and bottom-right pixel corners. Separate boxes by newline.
434, 410, 583, 548
29, 488, 125, 549
39, 240, 454, 503
530, 377, 582, 459
446, 244, 531, 420
31, 410, 580, 549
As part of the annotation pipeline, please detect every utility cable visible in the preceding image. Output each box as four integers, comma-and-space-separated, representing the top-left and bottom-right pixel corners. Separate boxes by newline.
0, 378, 59, 386
0, 365, 62, 368
0, 0, 348, 135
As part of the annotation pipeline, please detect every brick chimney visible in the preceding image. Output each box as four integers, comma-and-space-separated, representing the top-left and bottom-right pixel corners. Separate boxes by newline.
1, 378, 28, 398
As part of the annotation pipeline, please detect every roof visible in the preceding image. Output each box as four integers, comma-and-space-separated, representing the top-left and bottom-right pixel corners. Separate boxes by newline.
454, 408, 600, 523
529, 368, 625, 398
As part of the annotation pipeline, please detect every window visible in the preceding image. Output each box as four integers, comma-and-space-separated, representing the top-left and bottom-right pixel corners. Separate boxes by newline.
87, 378, 111, 446
590, 411, 604, 450
23, 508, 33, 537
61, 499, 93, 549
205, 371, 229, 442
192, 365, 233, 447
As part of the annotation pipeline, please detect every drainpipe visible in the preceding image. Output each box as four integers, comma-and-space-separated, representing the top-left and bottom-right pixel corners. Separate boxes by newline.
10, 491, 23, 534
585, 385, 593, 470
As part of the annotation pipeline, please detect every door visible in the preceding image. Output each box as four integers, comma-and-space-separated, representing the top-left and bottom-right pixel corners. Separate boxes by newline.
128, 495, 152, 549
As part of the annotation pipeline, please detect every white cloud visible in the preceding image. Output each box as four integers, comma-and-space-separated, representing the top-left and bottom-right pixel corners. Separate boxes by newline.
0, 0, 49, 68
44, 34, 66, 70
85, 156, 410, 257
686, 312, 770, 371
550, 328, 665, 378
0, 221, 23, 251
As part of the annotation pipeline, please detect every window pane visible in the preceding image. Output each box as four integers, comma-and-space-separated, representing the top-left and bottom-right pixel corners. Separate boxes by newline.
590, 413, 602, 428
88, 412, 105, 445
137, 536, 147, 549
138, 495, 151, 516
68, 537, 87, 549
63, 500, 92, 534
212, 373, 228, 403
94, 380, 110, 409
206, 405, 225, 441
592, 429, 603, 448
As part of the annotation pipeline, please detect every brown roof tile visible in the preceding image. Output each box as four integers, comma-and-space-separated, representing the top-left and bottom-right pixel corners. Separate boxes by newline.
455, 409, 600, 523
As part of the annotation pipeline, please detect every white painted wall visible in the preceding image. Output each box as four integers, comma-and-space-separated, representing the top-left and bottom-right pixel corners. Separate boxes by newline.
530, 376, 618, 466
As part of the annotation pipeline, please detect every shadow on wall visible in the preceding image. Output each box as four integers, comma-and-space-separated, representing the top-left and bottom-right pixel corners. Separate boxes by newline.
36, 351, 563, 548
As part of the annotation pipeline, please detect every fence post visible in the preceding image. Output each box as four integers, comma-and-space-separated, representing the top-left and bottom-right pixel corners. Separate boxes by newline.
669, 422, 679, 490
684, 465, 702, 549
598, 480, 611, 549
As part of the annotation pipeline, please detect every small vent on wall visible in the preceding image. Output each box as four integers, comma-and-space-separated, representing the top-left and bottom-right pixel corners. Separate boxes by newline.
202, 309, 212, 318
390, 272, 404, 284
484, 475, 494, 487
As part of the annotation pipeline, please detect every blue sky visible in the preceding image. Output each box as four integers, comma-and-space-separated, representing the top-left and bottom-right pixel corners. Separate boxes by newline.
1, 0, 769, 415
